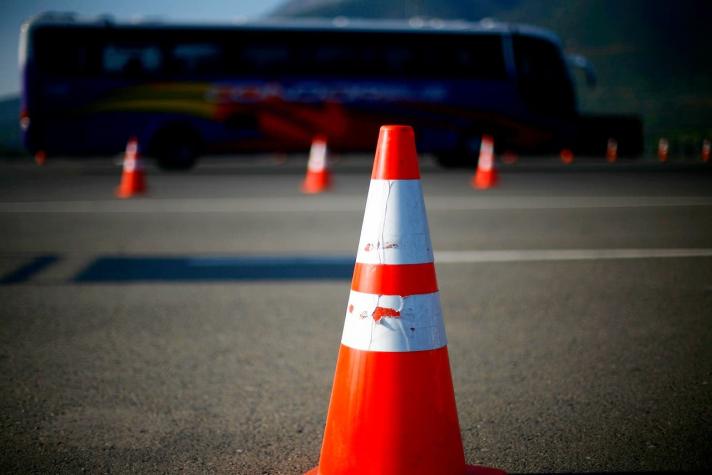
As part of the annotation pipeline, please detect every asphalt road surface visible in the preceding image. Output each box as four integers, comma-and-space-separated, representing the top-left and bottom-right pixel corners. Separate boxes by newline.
1, 155, 711, 474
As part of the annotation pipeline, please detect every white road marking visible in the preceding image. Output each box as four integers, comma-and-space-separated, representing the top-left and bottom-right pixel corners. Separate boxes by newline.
0, 195, 711, 213
434, 248, 712, 263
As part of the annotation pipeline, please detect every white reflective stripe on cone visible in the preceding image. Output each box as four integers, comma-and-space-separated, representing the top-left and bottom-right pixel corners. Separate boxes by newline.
308, 142, 327, 171
659, 138, 669, 153
479, 138, 494, 171
124, 157, 137, 172
341, 290, 447, 352
355, 179, 434, 265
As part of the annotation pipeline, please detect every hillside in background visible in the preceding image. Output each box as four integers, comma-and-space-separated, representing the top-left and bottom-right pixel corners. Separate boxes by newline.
272, 0, 712, 151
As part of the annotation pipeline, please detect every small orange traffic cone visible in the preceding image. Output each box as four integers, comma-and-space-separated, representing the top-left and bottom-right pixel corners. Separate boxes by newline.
502, 150, 518, 165
301, 135, 332, 194
560, 148, 574, 165
34, 150, 47, 166
658, 138, 669, 162
306, 125, 506, 475
472, 134, 498, 189
116, 137, 146, 199
606, 138, 618, 163
701, 139, 710, 162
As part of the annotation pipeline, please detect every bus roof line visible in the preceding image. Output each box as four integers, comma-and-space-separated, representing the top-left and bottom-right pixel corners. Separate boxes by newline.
25, 13, 560, 42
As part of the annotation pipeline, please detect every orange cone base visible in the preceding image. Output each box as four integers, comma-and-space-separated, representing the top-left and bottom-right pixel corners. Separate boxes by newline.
301, 173, 331, 194
472, 170, 498, 189
306, 465, 506, 475
115, 175, 146, 198
305, 345, 505, 475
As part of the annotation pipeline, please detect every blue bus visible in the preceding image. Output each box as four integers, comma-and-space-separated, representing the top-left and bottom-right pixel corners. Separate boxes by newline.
19, 13, 642, 169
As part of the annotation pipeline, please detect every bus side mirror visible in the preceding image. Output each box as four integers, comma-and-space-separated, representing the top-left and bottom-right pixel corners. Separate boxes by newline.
567, 53, 597, 88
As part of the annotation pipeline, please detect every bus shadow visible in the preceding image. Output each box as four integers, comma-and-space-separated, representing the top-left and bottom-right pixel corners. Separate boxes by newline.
73, 255, 355, 283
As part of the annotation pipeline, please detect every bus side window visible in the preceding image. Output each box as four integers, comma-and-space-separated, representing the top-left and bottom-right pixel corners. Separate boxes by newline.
383, 45, 415, 77
417, 35, 506, 80
103, 44, 162, 78
312, 45, 356, 75
240, 43, 291, 76
171, 43, 223, 76
465, 36, 507, 80
512, 35, 575, 116
34, 28, 101, 77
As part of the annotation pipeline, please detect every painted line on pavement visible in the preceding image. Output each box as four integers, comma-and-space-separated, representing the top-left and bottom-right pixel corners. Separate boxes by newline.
434, 248, 712, 263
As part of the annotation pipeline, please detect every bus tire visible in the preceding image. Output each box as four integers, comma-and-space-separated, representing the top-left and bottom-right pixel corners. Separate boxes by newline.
151, 126, 201, 171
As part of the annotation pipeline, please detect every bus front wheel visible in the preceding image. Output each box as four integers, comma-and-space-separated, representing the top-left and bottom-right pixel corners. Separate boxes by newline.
152, 126, 201, 171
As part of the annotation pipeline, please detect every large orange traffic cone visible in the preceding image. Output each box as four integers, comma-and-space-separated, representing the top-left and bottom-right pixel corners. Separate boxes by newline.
307, 125, 506, 475
116, 137, 146, 198
701, 139, 710, 162
472, 134, 498, 189
301, 135, 332, 194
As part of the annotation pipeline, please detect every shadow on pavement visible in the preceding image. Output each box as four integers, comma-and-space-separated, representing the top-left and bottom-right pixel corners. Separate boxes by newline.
73, 255, 355, 283
0, 254, 60, 284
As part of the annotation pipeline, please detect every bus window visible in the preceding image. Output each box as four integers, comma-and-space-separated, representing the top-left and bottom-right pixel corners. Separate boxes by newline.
171, 43, 223, 75
240, 43, 291, 76
382, 45, 415, 76
294, 33, 382, 77
311, 44, 358, 75
295, 33, 505, 80
462, 36, 508, 80
418, 35, 506, 80
306, 40, 412, 77
34, 28, 100, 76
512, 35, 575, 116
103, 44, 162, 77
